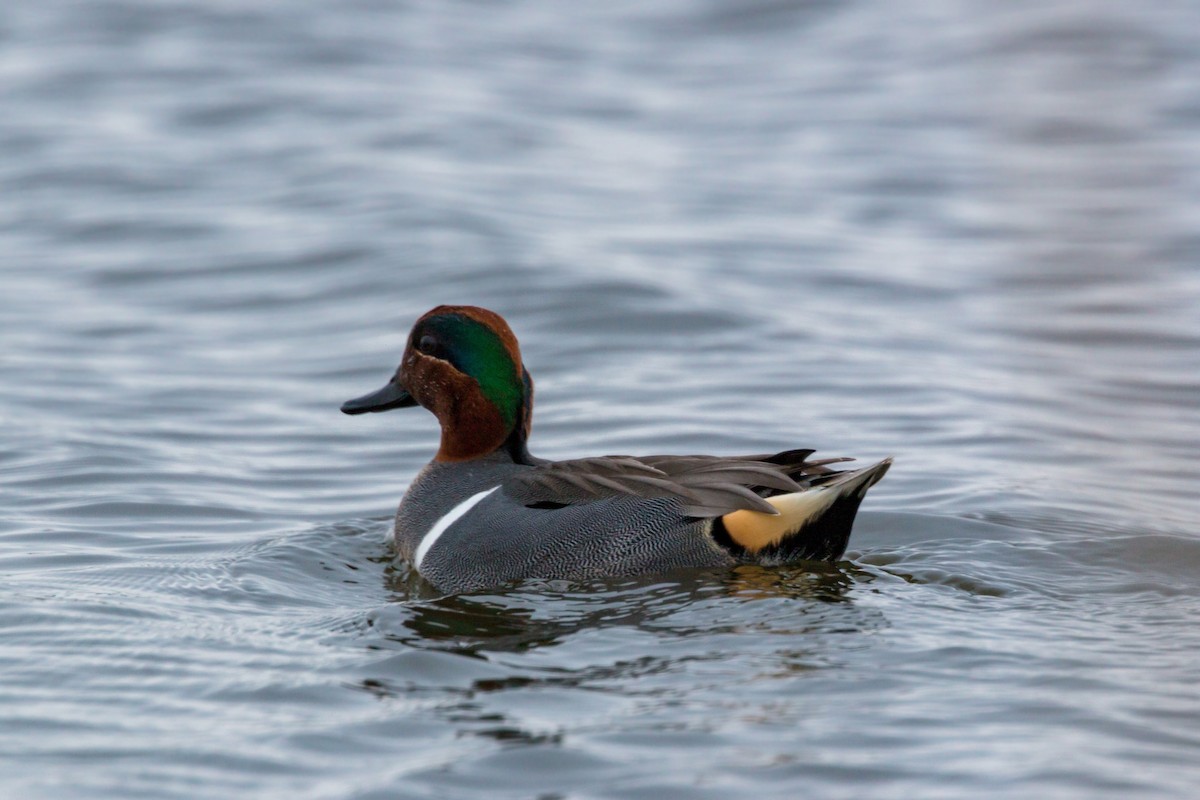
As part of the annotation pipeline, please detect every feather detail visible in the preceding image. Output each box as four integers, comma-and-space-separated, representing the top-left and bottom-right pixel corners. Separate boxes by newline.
721, 458, 892, 553
504, 450, 860, 518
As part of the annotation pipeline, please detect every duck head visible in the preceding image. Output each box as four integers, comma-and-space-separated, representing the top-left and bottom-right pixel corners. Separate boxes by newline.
341, 305, 535, 463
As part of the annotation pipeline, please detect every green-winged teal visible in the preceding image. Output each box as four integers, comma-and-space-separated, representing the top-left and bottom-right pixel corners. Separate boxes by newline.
343, 305, 891, 593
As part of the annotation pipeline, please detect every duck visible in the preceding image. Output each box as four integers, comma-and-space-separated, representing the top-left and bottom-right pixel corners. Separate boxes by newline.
342, 305, 891, 594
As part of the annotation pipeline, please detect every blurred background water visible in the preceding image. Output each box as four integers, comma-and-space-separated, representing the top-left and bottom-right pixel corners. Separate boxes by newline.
2, 0, 1199, 797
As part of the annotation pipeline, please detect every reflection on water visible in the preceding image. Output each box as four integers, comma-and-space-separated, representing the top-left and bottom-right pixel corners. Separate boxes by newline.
2, 0, 1199, 797
379, 564, 862, 657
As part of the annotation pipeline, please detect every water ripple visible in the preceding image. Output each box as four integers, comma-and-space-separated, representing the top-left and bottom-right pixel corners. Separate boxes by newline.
3, 0, 1200, 797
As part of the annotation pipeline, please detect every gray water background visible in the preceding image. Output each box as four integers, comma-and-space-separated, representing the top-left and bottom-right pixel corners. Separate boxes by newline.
3, 0, 1200, 797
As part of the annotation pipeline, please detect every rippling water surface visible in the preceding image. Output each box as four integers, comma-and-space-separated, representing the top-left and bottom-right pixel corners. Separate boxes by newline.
3, 1, 1200, 797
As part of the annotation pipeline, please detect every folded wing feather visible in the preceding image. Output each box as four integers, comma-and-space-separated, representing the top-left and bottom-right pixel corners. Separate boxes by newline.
504, 451, 856, 518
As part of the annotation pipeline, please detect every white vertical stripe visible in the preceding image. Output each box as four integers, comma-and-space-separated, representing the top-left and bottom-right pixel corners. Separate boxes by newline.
413, 486, 499, 570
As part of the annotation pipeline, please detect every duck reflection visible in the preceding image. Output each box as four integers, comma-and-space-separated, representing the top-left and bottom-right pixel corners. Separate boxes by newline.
374, 559, 870, 660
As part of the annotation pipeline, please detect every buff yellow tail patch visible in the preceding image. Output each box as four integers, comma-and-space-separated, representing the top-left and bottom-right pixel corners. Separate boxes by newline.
721, 458, 892, 553
722, 488, 841, 553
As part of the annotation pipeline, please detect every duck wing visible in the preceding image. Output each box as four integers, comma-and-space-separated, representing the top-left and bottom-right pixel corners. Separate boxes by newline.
504, 450, 851, 518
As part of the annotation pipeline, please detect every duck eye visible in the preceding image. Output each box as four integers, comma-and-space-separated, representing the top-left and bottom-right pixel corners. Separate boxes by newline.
417, 334, 437, 353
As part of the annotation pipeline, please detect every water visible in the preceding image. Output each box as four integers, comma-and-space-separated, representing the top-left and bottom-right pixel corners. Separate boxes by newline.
3, 0, 1199, 797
